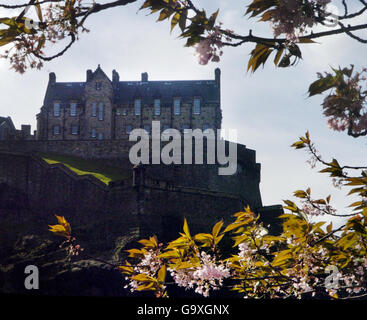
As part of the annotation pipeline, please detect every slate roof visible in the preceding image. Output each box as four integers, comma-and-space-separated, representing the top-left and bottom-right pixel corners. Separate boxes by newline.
115, 80, 219, 104
0, 116, 15, 130
44, 82, 85, 105
43, 68, 219, 106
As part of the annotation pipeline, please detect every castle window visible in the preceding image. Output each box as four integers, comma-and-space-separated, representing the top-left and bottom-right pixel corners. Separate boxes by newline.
144, 124, 151, 134
53, 125, 60, 135
91, 128, 96, 138
122, 108, 127, 116
154, 99, 161, 116
98, 103, 104, 120
70, 102, 77, 116
95, 82, 102, 90
135, 99, 141, 116
97, 132, 104, 140
126, 125, 132, 134
92, 102, 97, 117
116, 108, 121, 116
173, 98, 180, 115
193, 98, 201, 115
71, 125, 78, 135
53, 103, 60, 117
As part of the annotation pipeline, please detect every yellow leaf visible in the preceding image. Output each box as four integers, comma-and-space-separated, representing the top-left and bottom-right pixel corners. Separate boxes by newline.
158, 250, 180, 259
137, 282, 156, 291
138, 239, 156, 248
183, 218, 191, 239
126, 248, 144, 258
34, 0, 43, 22
212, 220, 223, 237
214, 233, 224, 245
194, 233, 213, 242
118, 265, 133, 274
131, 274, 156, 282
157, 265, 166, 283
223, 220, 251, 233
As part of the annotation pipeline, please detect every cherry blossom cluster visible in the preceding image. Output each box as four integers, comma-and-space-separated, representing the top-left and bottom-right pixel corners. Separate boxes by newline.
321, 68, 367, 136
344, 255, 367, 294
270, 0, 331, 42
168, 251, 231, 297
282, 242, 330, 298
300, 200, 337, 216
1, 0, 89, 73
44, 0, 89, 43
324, 255, 367, 297
195, 27, 224, 65
124, 247, 164, 292
59, 236, 84, 261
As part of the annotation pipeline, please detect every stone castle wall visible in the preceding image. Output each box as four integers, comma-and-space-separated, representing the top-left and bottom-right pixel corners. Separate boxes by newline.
0, 138, 263, 207
0, 151, 258, 240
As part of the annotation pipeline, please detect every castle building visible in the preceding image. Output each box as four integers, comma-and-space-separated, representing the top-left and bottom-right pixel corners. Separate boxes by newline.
36, 66, 222, 141
0, 117, 16, 140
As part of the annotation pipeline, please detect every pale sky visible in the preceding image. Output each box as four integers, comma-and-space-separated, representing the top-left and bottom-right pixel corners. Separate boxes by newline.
0, 1, 366, 228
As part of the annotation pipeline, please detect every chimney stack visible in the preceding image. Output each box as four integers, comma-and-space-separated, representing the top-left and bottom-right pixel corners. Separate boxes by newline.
21, 125, 31, 137
215, 68, 221, 84
86, 69, 92, 82
141, 72, 148, 82
112, 69, 120, 83
49, 72, 56, 84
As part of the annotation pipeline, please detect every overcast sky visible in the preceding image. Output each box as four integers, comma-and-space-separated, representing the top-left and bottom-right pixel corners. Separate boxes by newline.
1, 1, 366, 227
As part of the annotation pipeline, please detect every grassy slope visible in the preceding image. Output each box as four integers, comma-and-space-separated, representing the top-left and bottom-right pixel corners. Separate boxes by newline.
38, 152, 131, 185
